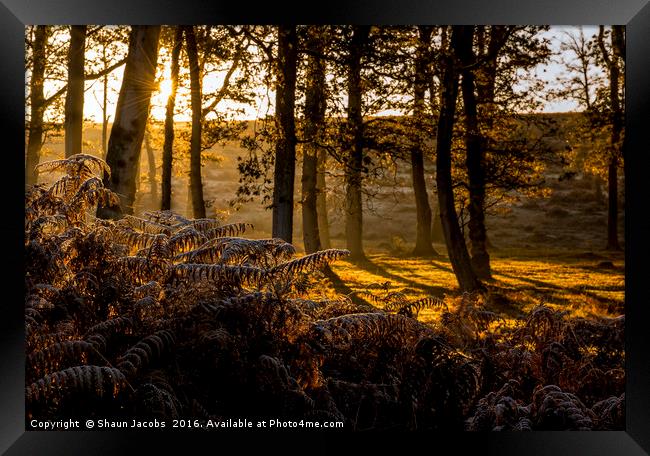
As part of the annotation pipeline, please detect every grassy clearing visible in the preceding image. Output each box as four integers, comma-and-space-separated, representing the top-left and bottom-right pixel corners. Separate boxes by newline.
319, 250, 624, 326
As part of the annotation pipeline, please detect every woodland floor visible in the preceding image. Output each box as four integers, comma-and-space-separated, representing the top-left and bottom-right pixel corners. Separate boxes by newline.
27, 125, 627, 430
40, 124, 626, 323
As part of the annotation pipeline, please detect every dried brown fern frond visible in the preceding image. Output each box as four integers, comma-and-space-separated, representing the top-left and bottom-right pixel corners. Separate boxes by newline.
84, 316, 134, 339
178, 237, 296, 266
466, 380, 532, 431
66, 271, 100, 296
27, 340, 95, 380
142, 210, 190, 226
113, 228, 169, 253
167, 227, 208, 256
172, 242, 227, 264
35, 153, 111, 180
28, 192, 65, 220
119, 215, 172, 235
309, 296, 380, 320
65, 178, 120, 216
355, 290, 390, 306
25, 183, 49, 205
85, 334, 108, 353
31, 283, 61, 300
26, 365, 126, 405
116, 330, 175, 379
386, 296, 448, 318
530, 384, 596, 430
203, 222, 254, 239
132, 281, 163, 301
27, 214, 69, 241
133, 296, 165, 323
591, 393, 624, 430
170, 263, 267, 288
271, 249, 350, 277
135, 234, 171, 260
114, 256, 170, 284
518, 304, 568, 343
135, 382, 181, 419
198, 327, 232, 348
177, 218, 223, 233
309, 312, 435, 351
49, 175, 83, 202
193, 291, 272, 316
219, 237, 296, 265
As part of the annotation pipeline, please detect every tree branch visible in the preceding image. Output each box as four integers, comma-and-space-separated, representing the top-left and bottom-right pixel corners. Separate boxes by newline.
43, 56, 127, 107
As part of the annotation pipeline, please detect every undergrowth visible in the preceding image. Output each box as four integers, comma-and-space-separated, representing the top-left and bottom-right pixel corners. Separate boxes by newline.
24, 154, 624, 430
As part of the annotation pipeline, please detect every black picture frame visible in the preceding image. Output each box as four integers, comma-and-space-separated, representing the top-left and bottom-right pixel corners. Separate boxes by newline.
2, 0, 649, 454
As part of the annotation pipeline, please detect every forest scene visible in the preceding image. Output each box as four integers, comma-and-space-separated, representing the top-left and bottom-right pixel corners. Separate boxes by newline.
24, 25, 625, 431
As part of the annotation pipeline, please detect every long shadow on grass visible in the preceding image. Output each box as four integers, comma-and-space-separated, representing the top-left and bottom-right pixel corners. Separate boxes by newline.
322, 265, 377, 309
353, 257, 449, 298
492, 269, 623, 309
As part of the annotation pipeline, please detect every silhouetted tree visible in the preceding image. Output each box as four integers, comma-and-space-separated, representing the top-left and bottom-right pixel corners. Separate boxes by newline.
98, 25, 161, 219
161, 26, 183, 211
411, 26, 439, 257
64, 25, 87, 158
272, 25, 298, 243
184, 25, 206, 219
144, 126, 157, 202
316, 150, 332, 248
301, 26, 327, 253
344, 25, 370, 261
457, 25, 491, 279
436, 26, 483, 292
25, 25, 48, 186
598, 25, 624, 251
26, 26, 127, 184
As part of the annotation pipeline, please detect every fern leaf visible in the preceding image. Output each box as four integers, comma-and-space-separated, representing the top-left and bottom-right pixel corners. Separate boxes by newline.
115, 256, 170, 283
271, 249, 349, 276
178, 218, 222, 233
167, 227, 207, 255
117, 330, 175, 378
204, 223, 254, 239
119, 215, 172, 235
27, 340, 95, 379
26, 365, 126, 405
142, 210, 190, 226
171, 263, 267, 287
388, 296, 448, 317
35, 153, 111, 180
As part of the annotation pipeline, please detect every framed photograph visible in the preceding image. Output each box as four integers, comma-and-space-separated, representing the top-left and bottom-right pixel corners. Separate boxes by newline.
3, 0, 649, 453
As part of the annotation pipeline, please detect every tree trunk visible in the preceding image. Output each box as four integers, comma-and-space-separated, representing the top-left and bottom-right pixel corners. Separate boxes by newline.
457, 26, 491, 279
64, 25, 87, 158
436, 26, 483, 292
301, 27, 326, 254
411, 26, 439, 257
184, 26, 206, 219
97, 26, 161, 220
600, 25, 623, 250
144, 128, 157, 202
431, 202, 445, 243
101, 45, 109, 159
161, 27, 183, 211
272, 25, 298, 243
607, 158, 619, 250
345, 25, 370, 261
26, 25, 47, 186
594, 174, 604, 203
316, 149, 331, 249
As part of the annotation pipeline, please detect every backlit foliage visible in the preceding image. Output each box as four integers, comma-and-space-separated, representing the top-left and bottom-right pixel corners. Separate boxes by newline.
24, 155, 623, 430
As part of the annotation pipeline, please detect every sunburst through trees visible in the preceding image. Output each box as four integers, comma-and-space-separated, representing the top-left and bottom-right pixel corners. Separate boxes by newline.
24, 25, 625, 431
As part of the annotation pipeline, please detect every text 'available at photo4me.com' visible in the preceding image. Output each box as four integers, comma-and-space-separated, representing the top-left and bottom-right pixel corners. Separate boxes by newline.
28, 417, 345, 430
